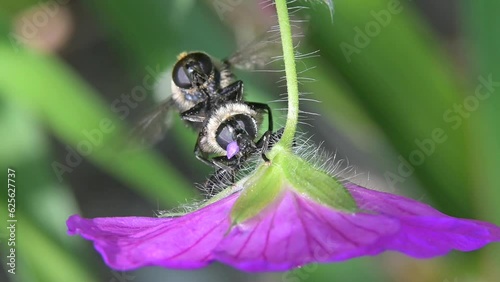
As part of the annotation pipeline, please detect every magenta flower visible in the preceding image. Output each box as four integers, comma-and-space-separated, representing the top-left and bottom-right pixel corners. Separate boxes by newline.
67, 147, 500, 272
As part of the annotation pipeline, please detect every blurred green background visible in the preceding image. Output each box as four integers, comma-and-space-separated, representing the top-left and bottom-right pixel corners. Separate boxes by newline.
0, 0, 499, 281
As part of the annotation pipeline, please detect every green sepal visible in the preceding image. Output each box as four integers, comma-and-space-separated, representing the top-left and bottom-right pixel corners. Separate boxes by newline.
230, 163, 284, 224
230, 146, 357, 224
275, 150, 358, 213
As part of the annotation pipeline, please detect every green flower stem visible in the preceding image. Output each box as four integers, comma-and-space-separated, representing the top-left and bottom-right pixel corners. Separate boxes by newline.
275, 0, 299, 149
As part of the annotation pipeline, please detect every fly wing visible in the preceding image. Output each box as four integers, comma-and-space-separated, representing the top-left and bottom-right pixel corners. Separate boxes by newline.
225, 31, 283, 71
128, 98, 176, 146
226, 21, 308, 71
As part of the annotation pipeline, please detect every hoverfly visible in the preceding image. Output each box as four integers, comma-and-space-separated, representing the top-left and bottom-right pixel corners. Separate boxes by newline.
129, 33, 280, 147
129, 31, 282, 169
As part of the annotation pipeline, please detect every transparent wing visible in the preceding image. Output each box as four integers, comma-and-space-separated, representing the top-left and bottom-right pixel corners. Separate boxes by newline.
128, 98, 176, 146
226, 31, 283, 71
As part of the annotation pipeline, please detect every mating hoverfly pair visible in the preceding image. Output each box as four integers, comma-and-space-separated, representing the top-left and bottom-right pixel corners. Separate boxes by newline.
131, 39, 282, 192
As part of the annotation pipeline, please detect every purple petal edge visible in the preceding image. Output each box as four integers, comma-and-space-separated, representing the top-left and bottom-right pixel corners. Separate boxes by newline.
67, 193, 238, 270
67, 183, 500, 272
347, 184, 500, 258
214, 185, 500, 271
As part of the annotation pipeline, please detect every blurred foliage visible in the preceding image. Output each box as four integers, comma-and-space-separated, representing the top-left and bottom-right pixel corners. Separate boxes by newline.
0, 42, 195, 205
305, 0, 473, 217
461, 1, 500, 280
0, 0, 498, 281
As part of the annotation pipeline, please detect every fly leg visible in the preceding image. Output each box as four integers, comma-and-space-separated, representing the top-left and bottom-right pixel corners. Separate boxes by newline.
255, 131, 272, 162
247, 102, 273, 132
218, 80, 244, 102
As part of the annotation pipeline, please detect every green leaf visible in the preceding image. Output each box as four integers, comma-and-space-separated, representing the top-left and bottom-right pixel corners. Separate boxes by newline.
0, 0, 39, 17
8, 214, 98, 282
0, 102, 97, 282
460, 1, 500, 223
0, 42, 195, 206
280, 257, 388, 282
460, 0, 500, 270
305, 0, 473, 217
86, 0, 232, 70
300, 53, 387, 150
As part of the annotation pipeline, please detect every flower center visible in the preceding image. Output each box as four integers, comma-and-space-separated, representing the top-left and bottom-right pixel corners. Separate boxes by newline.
230, 145, 358, 224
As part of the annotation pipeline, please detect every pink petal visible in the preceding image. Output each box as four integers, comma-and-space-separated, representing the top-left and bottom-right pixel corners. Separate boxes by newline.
67, 193, 239, 270
214, 189, 401, 271
67, 182, 500, 272
347, 183, 500, 257
212, 184, 500, 271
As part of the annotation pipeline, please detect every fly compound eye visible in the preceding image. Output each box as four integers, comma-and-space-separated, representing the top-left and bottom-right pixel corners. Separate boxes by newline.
172, 53, 213, 89
215, 123, 234, 150
215, 115, 257, 150
172, 60, 192, 89
190, 52, 213, 77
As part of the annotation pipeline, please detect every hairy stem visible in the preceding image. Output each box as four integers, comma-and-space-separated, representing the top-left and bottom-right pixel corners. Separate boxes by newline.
275, 0, 299, 149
